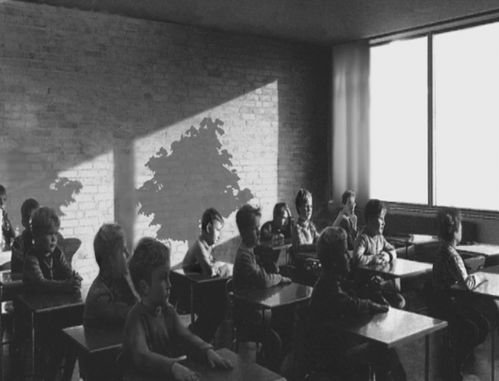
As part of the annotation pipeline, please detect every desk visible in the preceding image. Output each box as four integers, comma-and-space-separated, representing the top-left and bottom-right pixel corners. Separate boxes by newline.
171, 268, 231, 322
338, 308, 447, 381
259, 242, 292, 267
358, 258, 432, 280
15, 284, 90, 377
386, 235, 439, 257
233, 282, 312, 310
457, 243, 499, 266
0, 251, 11, 268
61, 325, 123, 381
125, 348, 286, 381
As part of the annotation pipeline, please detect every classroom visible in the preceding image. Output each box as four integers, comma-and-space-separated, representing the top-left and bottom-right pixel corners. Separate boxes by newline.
1, 1, 499, 380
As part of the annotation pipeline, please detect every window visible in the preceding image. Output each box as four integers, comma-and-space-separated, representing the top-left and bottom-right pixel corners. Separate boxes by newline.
369, 20, 499, 211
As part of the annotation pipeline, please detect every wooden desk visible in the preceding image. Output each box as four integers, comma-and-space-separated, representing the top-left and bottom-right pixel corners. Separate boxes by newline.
0, 251, 11, 268
358, 258, 432, 279
125, 348, 286, 381
234, 282, 312, 310
338, 308, 447, 381
171, 268, 231, 322
457, 243, 499, 266
61, 325, 123, 381
386, 235, 439, 258
259, 242, 292, 267
15, 284, 90, 378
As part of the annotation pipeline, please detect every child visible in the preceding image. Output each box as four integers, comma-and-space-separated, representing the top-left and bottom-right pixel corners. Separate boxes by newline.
0, 184, 16, 251
121, 237, 232, 380
260, 202, 293, 245
182, 208, 231, 278
292, 189, 318, 254
232, 204, 292, 370
11, 198, 39, 273
182, 208, 231, 342
23, 206, 81, 293
332, 190, 358, 250
84, 223, 139, 328
352, 199, 405, 308
307, 226, 406, 381
431, 207, 490, 378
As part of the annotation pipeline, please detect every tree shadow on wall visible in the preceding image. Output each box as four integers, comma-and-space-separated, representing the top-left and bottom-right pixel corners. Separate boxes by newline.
137, 117, 253, 242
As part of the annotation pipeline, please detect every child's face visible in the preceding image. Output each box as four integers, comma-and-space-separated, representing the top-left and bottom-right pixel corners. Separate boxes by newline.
205, 220, 223, 246
0, 194, 6, 210
242, 215, 260, 248
145, 264, 171, 306
275, 208, 289, 230
36, 226, 59, 254
368, 209, 386, 235
344, 196, 356, 215
298, 197, 313, 221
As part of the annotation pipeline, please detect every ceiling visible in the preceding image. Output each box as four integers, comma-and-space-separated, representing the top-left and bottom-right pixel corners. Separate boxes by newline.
17, 0, 499, 44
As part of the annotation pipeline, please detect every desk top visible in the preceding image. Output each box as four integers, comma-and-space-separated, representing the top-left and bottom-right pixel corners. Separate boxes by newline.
0, 270, 22, 286
358, 258, 432, 279
62, 325, 123, 355
0, 250, 11, 267
234, 282, 312, 309
126, 348, 285, 381
457, 243, 499, 257
338, 307, 447, 348
172, 268, 232, 284
386, 234, 438, 246
452, 271, 499, 299
17, 283, 90, 313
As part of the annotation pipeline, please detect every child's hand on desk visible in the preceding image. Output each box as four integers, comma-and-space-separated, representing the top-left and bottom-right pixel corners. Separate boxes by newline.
281, 276, 292, 284
371, 302, 389, 314
373, 255, 388, 266
172, 362, 199, 381
206, 349, 233, 370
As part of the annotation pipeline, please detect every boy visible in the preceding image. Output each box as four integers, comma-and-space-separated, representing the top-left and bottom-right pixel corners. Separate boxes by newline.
307, 226, 406, 380
11, 198, 39, 273
232, 204, 291, 370
182, 208, 231, 278
121, 237, 232, 380
292, 189, 318, 254
332, 190, 358, 250
23, 206, 81, 293
353, 199, 405, 308
84, 223, 139, 328
0, 184, 15, 251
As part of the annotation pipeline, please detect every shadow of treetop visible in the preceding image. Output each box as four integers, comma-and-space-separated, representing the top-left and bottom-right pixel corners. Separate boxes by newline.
137, 117, 254, 242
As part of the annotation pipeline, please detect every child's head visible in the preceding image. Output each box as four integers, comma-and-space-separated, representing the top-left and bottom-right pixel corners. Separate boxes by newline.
437, 207, 462, 244
31, 207, 60, 253
0, 185, 6, 210
317, 226, 349, 277
364, 199, 386, 235
129, 237, 171, 305
341, 190, 356, 215
201, 208, 224, 246
236, 204, 261, 248
272, 202, 292, 231
295, 189, 313, 222
94, 223, 128, 278
21, 198, 40, 230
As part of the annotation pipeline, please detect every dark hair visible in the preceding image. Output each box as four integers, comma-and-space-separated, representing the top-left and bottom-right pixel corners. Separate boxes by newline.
316, 226, 348, 272
364, 199, 386, 222
341, 190, 356, 205
201, 208, 223, 232
273, 202, 291, 222
437, 207, 462, 242
94, 223, 125, 268
21, 198, 40, 226
128, 237, 170, 292
31, 207, 60, 237
0, 185, 5, 196
236, 204, 261, 235
295, 188, 312, 211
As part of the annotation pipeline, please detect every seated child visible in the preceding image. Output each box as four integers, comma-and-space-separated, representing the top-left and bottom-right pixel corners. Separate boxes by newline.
352, 199, 405, 308
233, 204, 292, 370
307, 226, 406, 381
260, 202, 293, 245
182, 208, 231, 277
0, 184, 16, 251
182, 208, 231, 342
332, 190, 358, 250
23, 206, 82, 293
84, 223, 139, 328
292, 189, 319, 254
431, 207, 492, 378
11, 198, 39, 273
121, 237, 232, 380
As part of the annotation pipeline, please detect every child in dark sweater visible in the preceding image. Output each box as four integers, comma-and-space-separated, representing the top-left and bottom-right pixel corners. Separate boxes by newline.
11, 198, 39, 273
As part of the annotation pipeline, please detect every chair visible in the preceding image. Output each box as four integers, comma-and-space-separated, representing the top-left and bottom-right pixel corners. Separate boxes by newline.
61, 238, 82, 266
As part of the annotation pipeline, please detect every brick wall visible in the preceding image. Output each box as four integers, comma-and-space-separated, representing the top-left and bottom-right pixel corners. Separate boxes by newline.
0, 2, 329, 281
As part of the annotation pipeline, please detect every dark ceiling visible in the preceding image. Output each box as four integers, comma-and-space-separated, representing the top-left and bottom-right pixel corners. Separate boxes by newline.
17, 0, 499, 44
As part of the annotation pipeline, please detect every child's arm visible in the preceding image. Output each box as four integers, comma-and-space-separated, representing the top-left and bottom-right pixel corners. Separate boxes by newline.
381, 237, 397, 262
194, 244, 216, 277
328, 288, 388, 318
239, 250, 285, 288
86, 285, 132, 324
449, 253, 482, 290
54, 248, 77, 280
352, 236, 379, 266
23, 256, 78, 293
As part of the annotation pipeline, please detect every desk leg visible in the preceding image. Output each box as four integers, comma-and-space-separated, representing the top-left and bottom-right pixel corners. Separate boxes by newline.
492, 327, 495, 381
425, 335, 430, 381
190, 284, 195, 324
